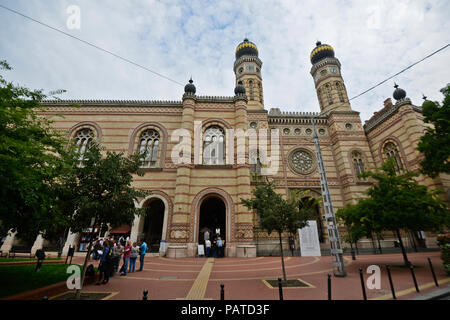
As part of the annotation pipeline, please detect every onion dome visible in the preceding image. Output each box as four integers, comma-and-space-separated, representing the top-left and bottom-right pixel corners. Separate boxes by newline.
310, 41, 335, 64
235, 38, 258, 60
393, 83, 406, 101
234, 80, 246, 95
184, 78, 196, 94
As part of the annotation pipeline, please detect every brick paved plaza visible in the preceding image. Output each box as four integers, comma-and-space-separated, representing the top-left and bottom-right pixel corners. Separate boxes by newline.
51, 251, 449, 300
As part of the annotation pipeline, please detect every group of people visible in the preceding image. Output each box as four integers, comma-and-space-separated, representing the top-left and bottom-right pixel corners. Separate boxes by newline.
203, 230, 225, 258
91, 238, 148, 285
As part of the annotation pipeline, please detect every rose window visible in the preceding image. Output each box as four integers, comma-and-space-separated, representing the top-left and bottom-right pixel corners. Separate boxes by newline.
290, 149, 316, 174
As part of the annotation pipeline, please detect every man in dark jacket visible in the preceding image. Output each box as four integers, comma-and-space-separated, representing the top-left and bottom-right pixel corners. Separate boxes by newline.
97, 241, 112, 285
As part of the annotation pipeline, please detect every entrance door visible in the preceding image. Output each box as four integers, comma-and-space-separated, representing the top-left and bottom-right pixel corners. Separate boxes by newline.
143, 199, 165, 253
198, 196, 226, 246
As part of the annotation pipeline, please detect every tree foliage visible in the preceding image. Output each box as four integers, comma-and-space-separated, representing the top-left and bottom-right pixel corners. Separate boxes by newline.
337, 158, 450, 265
0, 60, 70, 244
417, 85, 450, 177
241, 181, 318, 280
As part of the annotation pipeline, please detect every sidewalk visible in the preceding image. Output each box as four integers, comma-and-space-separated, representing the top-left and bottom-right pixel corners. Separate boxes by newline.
48, 251, 449, 300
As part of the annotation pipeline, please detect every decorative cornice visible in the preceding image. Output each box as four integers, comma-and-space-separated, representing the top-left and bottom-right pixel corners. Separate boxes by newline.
268, 108, 328, 125
41, 99, 182, 107
234, 56, 263, 70
310, 57, 341, 75
364, 99, 422, 133
233, 94, 248, 103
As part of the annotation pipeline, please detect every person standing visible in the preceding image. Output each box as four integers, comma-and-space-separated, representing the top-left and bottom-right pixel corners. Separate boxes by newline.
97, 241, 111, 285
112, 241, 123, 275
129, 242, 138, 273
217, 237, 223, 258
204, 230, 210, 242
120, 241, 132, 276
205, 238, 211, 257
138, 240, 148, 271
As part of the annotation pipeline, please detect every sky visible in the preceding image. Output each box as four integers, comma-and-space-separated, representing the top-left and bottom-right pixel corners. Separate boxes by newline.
0, 0, 449, 122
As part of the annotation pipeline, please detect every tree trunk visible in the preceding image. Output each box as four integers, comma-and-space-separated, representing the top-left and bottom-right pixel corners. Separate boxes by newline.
395, 229, 410, 266
278, 232, 287, 281
409, 231, 418, 252
377, 233, 383, 254
370, 233, 377, 254
75, 217, 97, 300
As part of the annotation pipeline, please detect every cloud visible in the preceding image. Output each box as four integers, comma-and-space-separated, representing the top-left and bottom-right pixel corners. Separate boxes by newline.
0, 0, 448, 122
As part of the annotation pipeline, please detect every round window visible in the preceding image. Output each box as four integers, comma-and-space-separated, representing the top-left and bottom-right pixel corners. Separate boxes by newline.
283, 128, 290, 135
305, 128, 312, 135
289, 149, 316, 175
345, 123, 353, 130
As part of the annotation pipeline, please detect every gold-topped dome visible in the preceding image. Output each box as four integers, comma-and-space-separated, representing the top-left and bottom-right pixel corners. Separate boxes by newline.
235, 38, 258, 59
310, 41, 335, 64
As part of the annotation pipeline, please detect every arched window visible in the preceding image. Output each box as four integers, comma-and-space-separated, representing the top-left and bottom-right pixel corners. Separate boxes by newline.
317, 88, 323, 108
351, 151, 365, 179
203, 126, 225, 165
249, 149, 261, 176
383, 142, 403, 173
249, 80, 254, 100
258, 81, 263, 103
336, 82, 345, 102
74, 128, 94, 161
325, 83, 333, 105
138, 129, 160, 167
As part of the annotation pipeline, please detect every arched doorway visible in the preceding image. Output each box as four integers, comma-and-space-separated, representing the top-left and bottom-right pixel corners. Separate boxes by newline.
300, 197, 325, 243
198, 196, 226, 247
143, 199, 165, 253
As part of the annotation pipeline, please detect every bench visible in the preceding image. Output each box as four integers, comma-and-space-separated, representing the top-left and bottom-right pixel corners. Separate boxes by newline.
0, 250, 8, 258
8, 246, 33, 258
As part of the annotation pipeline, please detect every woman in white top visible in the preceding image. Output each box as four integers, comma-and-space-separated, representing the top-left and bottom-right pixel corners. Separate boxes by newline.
205, 239, 211, 257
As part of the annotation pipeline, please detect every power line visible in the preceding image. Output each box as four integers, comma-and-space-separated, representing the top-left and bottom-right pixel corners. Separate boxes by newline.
349, 43, 450, 101
0, 4, 185, 87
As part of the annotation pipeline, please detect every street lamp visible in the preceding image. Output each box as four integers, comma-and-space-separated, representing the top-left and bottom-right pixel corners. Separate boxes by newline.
311, 114, 347, 277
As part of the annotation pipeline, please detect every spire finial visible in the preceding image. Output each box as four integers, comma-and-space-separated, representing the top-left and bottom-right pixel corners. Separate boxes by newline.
394, 82, 399, 89
422, 93, 427, 101
189, 76, 193, 84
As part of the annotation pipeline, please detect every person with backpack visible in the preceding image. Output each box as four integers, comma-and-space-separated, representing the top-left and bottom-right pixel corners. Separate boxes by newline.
205, 238, 211, 257
129, 241, 139, 273
138, 240, 148, 271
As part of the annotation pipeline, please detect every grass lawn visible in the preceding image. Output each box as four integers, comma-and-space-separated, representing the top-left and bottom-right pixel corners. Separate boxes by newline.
0, 264, 75, 298
0, 257, 62, 263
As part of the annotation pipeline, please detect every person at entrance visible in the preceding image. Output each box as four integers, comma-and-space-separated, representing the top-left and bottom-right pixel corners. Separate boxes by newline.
217, 237, 224, 258
138, 240, 148, 271
205, 238, 211, 257
204, 230, 210, 242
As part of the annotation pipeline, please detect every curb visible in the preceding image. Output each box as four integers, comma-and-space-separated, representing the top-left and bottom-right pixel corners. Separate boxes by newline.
410, 285, 450, 300
0, 260, 65, 266
1, 275, 97, 300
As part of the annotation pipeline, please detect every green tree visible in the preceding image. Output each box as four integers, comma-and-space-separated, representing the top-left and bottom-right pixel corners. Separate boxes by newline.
241, 181, 317, 281
0, 60, 70, 245
337, 158, 449, 266
60, 142, 149, 298
417, 85, 450, 177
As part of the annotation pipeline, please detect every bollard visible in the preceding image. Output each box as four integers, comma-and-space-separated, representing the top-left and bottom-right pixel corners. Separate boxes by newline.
278, 278, 283, 301
327, 273, 331, 300
220, 284, 224, 300
142, 289, 148, 300
351, 250, 356, 261
359, 268, 367, 300
409, 264, 420, 293
386, 265, 396, 300
427, 258, 439, 287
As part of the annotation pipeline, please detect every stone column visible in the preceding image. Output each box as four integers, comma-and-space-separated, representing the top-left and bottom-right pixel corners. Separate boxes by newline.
0, 230, 17, 253
233, 94, 255, 256
171, 93, 196, 256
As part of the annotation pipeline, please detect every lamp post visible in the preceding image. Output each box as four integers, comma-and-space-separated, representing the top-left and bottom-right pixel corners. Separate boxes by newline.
311, 114, 346, 277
